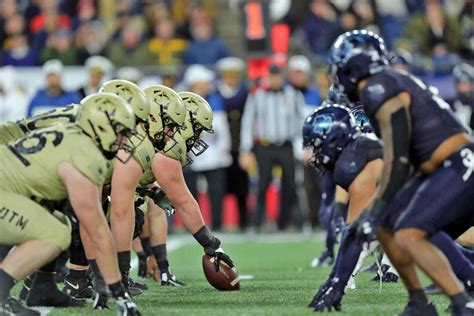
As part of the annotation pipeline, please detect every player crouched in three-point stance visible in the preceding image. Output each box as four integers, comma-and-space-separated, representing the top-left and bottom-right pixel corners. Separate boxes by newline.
330, 30, 474, 315
0, 93, 141, 316
303, 103, 385, 311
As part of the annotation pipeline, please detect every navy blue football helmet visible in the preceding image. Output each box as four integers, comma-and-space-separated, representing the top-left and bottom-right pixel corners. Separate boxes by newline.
302, 104, 357, 174
351, 104, 373, 133
328, 29, 388, 102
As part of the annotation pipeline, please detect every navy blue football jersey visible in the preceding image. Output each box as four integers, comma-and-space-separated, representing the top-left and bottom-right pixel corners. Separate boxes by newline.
360, 69, 467, 167
333, 133, 383, 191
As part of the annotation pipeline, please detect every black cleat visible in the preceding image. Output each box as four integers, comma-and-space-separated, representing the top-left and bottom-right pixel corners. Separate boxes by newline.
0, 296, 40, 316
63, 275, 94, 299
129, 278, 148, 291
159, 269, 185, 286
121, 273, 143, 297
26, 274, 86, 307
424, 284, 442, 295
398, 301, 438, 316
18, 274, 33, 301
451, 301, 474, 316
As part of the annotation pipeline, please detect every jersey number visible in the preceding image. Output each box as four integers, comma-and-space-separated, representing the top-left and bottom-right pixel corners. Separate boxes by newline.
8, 130, 64, 166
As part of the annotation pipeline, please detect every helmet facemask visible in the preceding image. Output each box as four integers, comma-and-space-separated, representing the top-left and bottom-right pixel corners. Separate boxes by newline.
89, 110, 138, 163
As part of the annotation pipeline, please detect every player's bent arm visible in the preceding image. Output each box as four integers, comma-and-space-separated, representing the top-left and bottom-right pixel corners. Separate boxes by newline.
372, 94, 412, 217
58, 161, 121, 284
347, 159, 383, 223
110, 150, 143, 251
152, 153, 205, 234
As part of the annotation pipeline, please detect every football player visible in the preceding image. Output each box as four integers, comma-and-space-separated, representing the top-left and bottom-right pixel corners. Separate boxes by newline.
0, 93, 140, 316
106, 85, 235, 296
135, 91, 215, 286
303, 104, 384, 311
330, 30, 474, 315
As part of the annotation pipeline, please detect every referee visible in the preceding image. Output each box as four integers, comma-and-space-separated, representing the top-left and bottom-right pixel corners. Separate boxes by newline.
239, 63, 308, 231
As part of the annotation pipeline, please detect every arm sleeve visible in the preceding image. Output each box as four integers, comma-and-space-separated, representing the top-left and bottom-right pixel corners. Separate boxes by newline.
240, 93, 257, 152
375, 107, 411, 216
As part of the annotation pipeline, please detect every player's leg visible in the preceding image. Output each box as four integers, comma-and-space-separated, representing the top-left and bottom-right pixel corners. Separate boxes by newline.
148, 200, 184, 286
62, 221, 93, 299
0, 191, 71, 315
394, 150, 474, 313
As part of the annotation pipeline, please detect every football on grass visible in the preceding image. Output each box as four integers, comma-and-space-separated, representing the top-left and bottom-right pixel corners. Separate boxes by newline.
202, 254, 240, 291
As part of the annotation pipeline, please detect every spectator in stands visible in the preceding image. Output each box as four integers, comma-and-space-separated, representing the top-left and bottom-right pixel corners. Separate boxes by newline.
183, 64, 232, 231
0, 0, 19, 48
375, 0, 409, 49
0, 66, 29, 122
182, 18, 229, 65
287, 55, 322, 230
160, 66, 180, 88
75, 20, 109, 64
403, 0, 465, 56
31, 4, 71, 53
216, 57, 250, 231
302, 0, 339, 60
29, 0, 71, 34
27, 59, 81, 116
175, 2, 213, 40
449, 63, 474, 131
240, 64, 307, 231
77, 56, 114, 98
2, 32, 38, 66
107, 18, 153, 67
148, 17, 187, 66
2, 13, 26, 50
40, 28, 78, 65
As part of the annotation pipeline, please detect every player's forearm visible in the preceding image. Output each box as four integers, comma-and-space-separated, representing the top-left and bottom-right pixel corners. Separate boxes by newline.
175, 198, 206, 234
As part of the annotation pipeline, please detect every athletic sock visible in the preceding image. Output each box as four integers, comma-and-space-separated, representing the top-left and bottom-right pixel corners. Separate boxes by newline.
0, 269, 15, 300
151, 244, 169, 271
117, 251, 131, 276
408, 289, 428, 304
140, 237, 152, 257
67, 269, 87, 280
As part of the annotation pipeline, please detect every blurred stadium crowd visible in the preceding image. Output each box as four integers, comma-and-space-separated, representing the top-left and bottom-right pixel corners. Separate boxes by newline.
0, 0, 472, 232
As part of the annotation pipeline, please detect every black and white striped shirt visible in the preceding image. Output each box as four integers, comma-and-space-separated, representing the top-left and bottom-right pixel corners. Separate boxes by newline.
240, 85, 308, 152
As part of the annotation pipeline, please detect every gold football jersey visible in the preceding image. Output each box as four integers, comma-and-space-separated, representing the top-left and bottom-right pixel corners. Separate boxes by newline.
0, 122, 111, 201
0, 105, 79, 145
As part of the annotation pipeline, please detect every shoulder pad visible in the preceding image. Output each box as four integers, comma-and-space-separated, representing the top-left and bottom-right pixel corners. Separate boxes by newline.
360, 71, 401, 116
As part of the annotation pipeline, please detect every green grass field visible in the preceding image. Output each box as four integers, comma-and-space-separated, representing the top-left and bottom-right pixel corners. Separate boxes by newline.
24, 233, 451, 316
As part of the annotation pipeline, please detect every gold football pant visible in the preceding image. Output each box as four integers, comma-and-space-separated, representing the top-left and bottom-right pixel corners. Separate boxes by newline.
0, 190, 71, 251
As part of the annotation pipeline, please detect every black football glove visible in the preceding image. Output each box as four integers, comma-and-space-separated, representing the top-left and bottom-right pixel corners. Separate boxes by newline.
136, 187, 175, 216
115, 293, 141, 316
91, 275, 110, 310
193, 226, 235, 272
348, 211, 378, 245
310, 278, 345, 312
